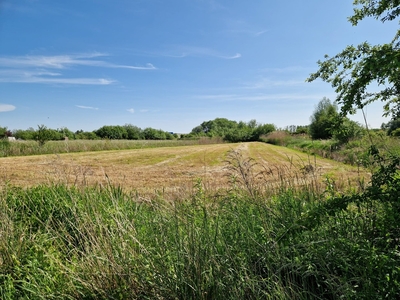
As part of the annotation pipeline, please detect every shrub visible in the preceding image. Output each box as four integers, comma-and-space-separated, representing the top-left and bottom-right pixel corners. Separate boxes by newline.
261, 130, 291, 146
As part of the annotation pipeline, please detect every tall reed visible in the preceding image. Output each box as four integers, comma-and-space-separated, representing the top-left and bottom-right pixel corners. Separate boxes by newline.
0, 150, 399, 299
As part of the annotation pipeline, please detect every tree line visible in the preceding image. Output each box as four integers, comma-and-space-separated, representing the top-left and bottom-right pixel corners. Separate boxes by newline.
0, 119, 278, 144
0, 124, 178, 143
1, 99, 399, 145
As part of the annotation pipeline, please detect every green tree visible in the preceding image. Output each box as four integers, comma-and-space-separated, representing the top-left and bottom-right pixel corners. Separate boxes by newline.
57, 127, 75, 139
332, 118, 365, 144
252, 123, 276, 140
192, 118, 239, 137
309, 98, 339, 140
0, 127, 7, 138
142, 127, 168, 140
95, 125, 128, 139
382, 117, 400, 135
123, 124, 143, 140
307, 0, 400, 120
13, 128, 36, 140
35, 125, 53, 146
75, 130, 99, 140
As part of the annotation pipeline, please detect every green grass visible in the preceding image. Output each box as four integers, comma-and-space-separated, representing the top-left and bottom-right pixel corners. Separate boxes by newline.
0, 138, 222, 158
1, 150, 399, 299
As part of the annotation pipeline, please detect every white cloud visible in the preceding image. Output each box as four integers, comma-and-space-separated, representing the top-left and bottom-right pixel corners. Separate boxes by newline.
76, 105, 99, 110
243, 78, 305, 89
0, 53, 157, 70
0, 75, 115, 85
194, 93, 327, 102
0, 53, 156, 85
223, 53, 241, 59
127, 108, 135, 113
0, 104, 16, 112
161, 46, 240, 60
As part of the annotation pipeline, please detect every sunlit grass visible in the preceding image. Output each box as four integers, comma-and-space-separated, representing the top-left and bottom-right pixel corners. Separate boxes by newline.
0, 139, 216, 158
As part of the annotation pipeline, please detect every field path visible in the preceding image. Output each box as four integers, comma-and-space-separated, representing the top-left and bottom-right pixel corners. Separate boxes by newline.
0, 142, 364, 196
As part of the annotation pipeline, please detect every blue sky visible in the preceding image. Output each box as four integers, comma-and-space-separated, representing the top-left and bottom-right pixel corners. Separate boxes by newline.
0, 0, 397, 133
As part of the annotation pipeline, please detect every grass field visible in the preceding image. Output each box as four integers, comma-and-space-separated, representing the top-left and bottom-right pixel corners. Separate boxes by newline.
3, 141, 398, 299
0, 142, 365, 197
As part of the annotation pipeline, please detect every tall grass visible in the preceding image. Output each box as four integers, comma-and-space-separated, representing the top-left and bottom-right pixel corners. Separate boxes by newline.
0, 138, 223, 158
0, 150, 399, 299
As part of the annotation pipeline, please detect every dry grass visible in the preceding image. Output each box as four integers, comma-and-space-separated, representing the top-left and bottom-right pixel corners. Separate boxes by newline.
0, 142, 367, 197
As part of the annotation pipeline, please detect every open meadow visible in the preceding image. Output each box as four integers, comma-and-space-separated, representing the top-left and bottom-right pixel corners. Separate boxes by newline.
0, 142, 364, 197
1, 141, 399, 299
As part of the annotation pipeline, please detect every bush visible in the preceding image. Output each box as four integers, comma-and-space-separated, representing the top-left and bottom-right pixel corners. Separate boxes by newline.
309, 97, 339, 140
261, 130, 291, 146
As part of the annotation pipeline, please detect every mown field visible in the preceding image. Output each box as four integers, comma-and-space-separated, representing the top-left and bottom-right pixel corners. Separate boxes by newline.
1, 141, 399, 299
0, 142, 364, 197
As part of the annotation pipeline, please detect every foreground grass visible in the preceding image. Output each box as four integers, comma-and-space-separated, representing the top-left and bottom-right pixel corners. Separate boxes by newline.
1, 154, 399, 299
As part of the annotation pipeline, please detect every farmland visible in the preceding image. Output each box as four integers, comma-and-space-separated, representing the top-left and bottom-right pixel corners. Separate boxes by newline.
0, 142, 363, 196
1, 141, 399, 299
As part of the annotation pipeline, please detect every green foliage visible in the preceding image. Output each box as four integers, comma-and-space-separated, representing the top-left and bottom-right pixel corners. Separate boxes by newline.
382, 117, 400, 136
1, 151, 400, 298
286, 125, 309, 134
123, 123, 142, 140
35, 125, 56, 146
308, 1, 400, 119
75, 130, 98, 140
0, 127, 7, 138
189, 118, 275, 142
309, 97, 339, 139
57, 127, 75, 139
332, 118, 365, 144
95, 125, 128, 139
261, 130, 292, 146
13, 128, 36, 140
0, 139, 208, 158
142, 127, 170, 140
391, 127, 400, 136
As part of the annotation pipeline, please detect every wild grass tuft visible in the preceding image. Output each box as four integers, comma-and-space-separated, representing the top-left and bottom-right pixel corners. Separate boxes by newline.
0, 149, 399, 299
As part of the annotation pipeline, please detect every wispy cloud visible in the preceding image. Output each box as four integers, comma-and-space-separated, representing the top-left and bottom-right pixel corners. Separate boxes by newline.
243, 78, 305, 89
0, 73, 115, 85
0, 53, 157, 70
127, 108, 135, 113
76, 105, 99, 110
220, 28, 269, 37
224, 53, 241, 59
161, 46, 241, 60
194, 93, 326, 102
0, 104, 16, 112
0, 53, 156, 85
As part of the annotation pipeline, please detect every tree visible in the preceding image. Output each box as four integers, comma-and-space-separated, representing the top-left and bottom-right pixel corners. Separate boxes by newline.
57, 127, 75, 139
0, 127, 7, 138
382, 117, 400, 135
332, 118, 365, 144
192, 118, 239, 137
95, 125, 128, 139
13, 128, 36, 140
307, 0, 400, 120
309, 98, 339, 140
123, 124, 143, 140
252, 123, 276, 139
35, 125, 52, 146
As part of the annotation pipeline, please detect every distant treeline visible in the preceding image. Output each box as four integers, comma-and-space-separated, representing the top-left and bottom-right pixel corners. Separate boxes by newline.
0, 118, 298, 143
0, 125, 178, 142
183, 118, 279, 142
